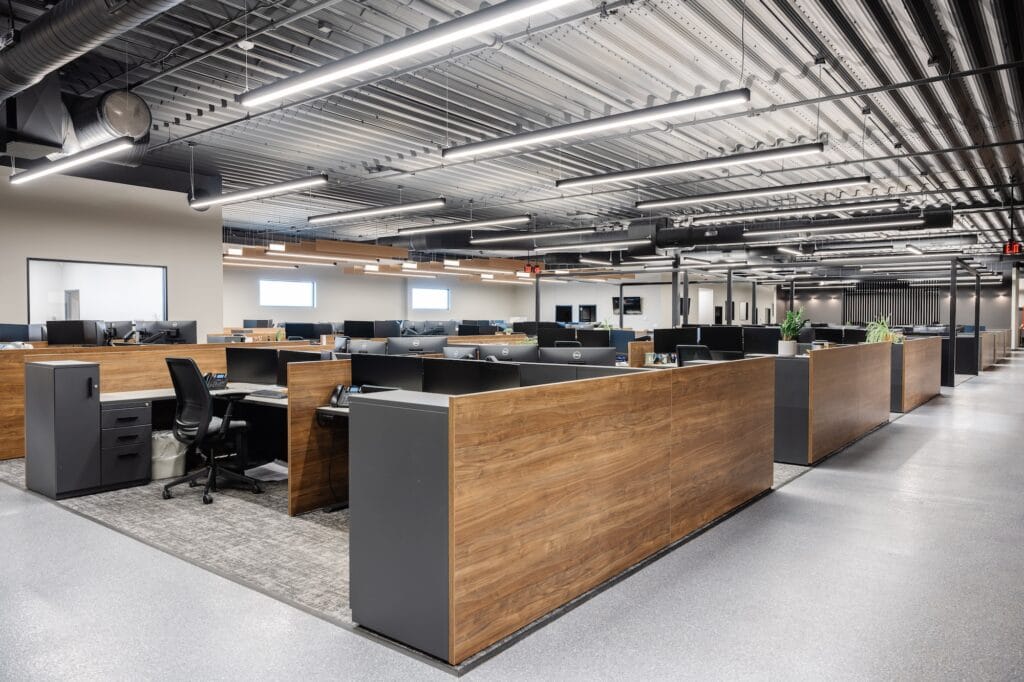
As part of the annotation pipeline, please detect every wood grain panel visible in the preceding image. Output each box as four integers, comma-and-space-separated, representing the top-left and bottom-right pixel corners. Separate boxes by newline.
669, 359, 774, 541
445, 333, 529, 345
808, 343, 891, 463
286, 359, 352, 516
448, 372, 673, 663
980, 332, 996, 369
628, 340, 654, 367
900, 337, 942, 412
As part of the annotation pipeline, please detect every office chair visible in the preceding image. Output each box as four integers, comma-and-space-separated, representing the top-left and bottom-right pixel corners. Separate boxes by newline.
333, 335, 350, 352
554, 340, 582, 348
675, 344, 713, 364
161, 358, 263, 505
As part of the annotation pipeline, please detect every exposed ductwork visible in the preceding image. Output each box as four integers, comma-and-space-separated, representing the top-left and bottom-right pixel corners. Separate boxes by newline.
0, 0, 186, 102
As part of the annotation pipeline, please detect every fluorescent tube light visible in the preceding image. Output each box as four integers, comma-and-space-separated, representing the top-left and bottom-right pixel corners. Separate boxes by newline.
444, 259, 460, 266
268, 243, 287, 252
691, 200, 901, 225
534, 238, 652, 254
906, 244, 925, 255
469, 228, 596, 245
224, 256, 334, 267
267, 251, 376, 264
9, 137, 134, 185
397, 215, 531, 235
241, 0, 578, 107
860, 265, 952, 272
743, 218, 925, 237
484, 279, 534, 285
777, 246, 804, 256
557, 143, 821, 189
189, 174, 327, 209
579, 256, 613, 266
308, 198, 445, 225
480, 273, 495, 279
223, 262, 299, 270
516, 271, 532, 278
366, 271, 437, 279
363, 263, 379, 272
636, 177, 871, 211
402, 261, 418, 270
444, 265, 514, 275
226, 247, 244, 256
445, 89, 750, 161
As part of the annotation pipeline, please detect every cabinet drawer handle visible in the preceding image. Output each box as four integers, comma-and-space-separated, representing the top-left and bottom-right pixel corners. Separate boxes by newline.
117, 434, 140, 442
117, 452, 140, 458
116, 415, 139, 423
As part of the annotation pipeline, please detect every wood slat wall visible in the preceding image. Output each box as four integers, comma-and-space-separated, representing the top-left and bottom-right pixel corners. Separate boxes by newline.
900, 337, 942, 412
447, 358, 775, 663
286, 359, 352, 516
808, 343, 892, 463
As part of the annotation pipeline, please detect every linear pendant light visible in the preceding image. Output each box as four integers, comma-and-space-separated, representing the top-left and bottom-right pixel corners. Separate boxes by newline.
636, 176, 871, 211
190, 174, 327, 209
9, 137, 134, 185
557, 142, 822, 189
444, 89, 750, 161
397, 215, 531, 235
366, 270, 437, 279
742, 217, 924, 237
224, 262, 299, 270
241, 0, 578, 107
266, 251, 378, 264
469, 228, 596, 245
224, 255, 334, 267
534, 238, 651, 254
691, 199, 902, 225
308, 198, 445, 225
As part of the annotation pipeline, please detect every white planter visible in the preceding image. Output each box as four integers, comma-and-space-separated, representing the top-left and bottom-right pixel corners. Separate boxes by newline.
778, 340, 798, 357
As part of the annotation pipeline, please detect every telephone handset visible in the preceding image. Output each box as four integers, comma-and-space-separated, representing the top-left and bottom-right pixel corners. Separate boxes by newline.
329, 384, 362, 408
204, 372, 228, 390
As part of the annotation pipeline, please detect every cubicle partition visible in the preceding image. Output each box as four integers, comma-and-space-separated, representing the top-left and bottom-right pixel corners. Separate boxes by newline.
350, 357, 775, 664
891, 337, 942, 413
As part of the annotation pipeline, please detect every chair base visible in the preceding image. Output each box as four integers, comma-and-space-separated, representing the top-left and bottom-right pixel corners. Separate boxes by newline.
162, 461, 263, 504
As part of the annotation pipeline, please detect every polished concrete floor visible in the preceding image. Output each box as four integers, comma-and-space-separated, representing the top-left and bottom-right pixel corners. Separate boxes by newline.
2, 357, 1022, 680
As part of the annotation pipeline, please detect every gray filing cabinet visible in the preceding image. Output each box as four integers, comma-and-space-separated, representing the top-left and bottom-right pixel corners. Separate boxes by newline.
25, 361, 151, 499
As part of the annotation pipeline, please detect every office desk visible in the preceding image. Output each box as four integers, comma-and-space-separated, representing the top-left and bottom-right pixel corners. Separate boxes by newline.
101, 382, 278, 404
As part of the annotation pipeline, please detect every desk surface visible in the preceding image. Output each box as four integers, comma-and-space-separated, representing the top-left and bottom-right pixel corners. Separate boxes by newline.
101, 383, 287, 407
315, 405, 350, 417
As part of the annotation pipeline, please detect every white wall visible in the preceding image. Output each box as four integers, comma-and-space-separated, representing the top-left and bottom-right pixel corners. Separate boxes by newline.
0, 168, 223, 338
222, 265, 531, 325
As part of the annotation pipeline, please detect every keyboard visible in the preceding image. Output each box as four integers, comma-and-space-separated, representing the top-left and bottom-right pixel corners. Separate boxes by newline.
248, 389, 288, 400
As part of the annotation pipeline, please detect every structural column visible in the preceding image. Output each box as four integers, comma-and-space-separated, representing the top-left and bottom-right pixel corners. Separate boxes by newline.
751, 282, 758, 325
670, 255, 680, 327
788, 279, 795, 313
618, 281, 625, 329
726, 268, 733, 325
1012, 264, 1021, 350
944, 257, 957, 387
682, 270, 690, 325
534, 274, 541, 322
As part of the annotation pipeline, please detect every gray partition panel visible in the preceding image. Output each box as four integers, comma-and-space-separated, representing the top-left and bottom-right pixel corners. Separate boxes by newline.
773, 357, 810, 465
891, 344, 905, 412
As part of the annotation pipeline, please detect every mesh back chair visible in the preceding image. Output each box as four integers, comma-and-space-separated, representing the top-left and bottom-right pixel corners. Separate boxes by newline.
161, 358, 263, 504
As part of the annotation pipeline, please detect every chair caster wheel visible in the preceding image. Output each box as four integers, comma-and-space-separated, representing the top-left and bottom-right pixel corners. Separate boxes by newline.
202, 494, 213, 505
162, 489, 172, 500
252, 483, 263, 494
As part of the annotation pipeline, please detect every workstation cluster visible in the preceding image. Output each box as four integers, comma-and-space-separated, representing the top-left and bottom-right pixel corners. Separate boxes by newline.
0, 319, 199, 347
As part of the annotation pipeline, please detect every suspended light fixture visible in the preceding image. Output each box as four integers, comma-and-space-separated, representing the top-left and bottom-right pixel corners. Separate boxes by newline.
268, 251, 377, 264
226, 247, 244, 256
396, 215, 530, 235
469, 228, 596, 245
267, 242, 287, 251
579, 256, 613, 266
224, 255, 334, 267
444, 258, 460, 267
224, 262, 299, 270
690, 199, 901, 225
777, 246, 804, 256
308, 198, 445, 225
744, 218, 925, 237
534, 238, 651, 254
636, 177, 871, 211
9, 137, 134, 185
557, 143, 822, 189
444, 89, 750, 161
905, 244, 925, 255
241, 0, 579, 107
190, 174, 327, 209
444, 264, 515, 275
366, 270, 437, 279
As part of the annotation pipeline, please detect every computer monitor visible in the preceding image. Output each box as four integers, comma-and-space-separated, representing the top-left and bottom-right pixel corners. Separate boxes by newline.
0, 324, 28, 342
422, 358, 520, 394
653, 327, 698, 354
609, 329, 636, 353
512, 321, 538, 336
349, 339, 388, 355
142, 320, 197, 344
386, 336, 448, 355
46, 320, 106, 345
538, 347, 617, 366
458, 324, 497, 336
344, 320, 376, 338
226, 347, 279, 385
444, 346, 478, 359
518, 363, 577, 386
697, 326, 744, 353
243, 319, 274, 328
477, 343, 539, 362
351, 354, 424, 391
277, 349, 327, 385
675, 345, 713, 363
313, 323, 334, 338
575, 329, 610, 347
537, 327, 576, 347
374, 320, 402, 338
743, 326, 780, 355
844, 328, 868, 344
284, 323, 317, 340
813, 327, 845, 344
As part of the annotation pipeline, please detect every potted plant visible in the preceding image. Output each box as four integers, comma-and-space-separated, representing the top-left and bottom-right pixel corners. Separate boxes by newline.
778, 308, 806, 356
866, 315, 903, 344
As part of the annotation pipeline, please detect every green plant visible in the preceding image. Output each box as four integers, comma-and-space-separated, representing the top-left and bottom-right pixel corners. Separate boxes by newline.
596, 317, 613, 330
866, 316, 904, 344
779, 309, 807, 341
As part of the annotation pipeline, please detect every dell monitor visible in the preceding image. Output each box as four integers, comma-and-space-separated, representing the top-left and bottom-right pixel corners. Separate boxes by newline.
443, 346, 478, 360
351, 354, 424, 391
226, 347, 279, 385
386, 336, 447, 355
576, 329, 610, 347
142, 320, 197, 344
284, 322, 317, 340
477, 343, 539, 362
653, 327, 698, 354
743, 326, 781, 355
243, 319, 273, 328
349, 339, 388, 355
538, 346, 617, 366
344, 320, 376, 338
46, 320, 106, 346
537, 327, 576, 347
277, 349, 328, 385
697, 326, 744, 353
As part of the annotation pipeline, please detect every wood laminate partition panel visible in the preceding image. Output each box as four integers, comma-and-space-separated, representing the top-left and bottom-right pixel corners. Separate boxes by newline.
900, 337, 942, 412
628, 339, 654, 367
980, 332, 996, 369
286, 359, 352, 516
808, 343, 891, 463
445, 333, 530, 345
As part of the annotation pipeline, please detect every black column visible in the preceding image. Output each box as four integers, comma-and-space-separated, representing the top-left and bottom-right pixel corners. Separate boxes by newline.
534, 274, 541, 322
751, 282, 758, 325
788, 279, 795, 312
682, 270, 690, 325
726, 268, 734, 325
671, 255, 680, 327
944, 257, 957, 387
618, 281, 624, 329
974, 271, 981, 375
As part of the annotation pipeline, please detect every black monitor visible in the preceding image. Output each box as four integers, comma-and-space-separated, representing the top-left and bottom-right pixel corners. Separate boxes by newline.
844, 328, 868, 344
277, 349, 327, 385
423, 358, 520, 395
676, 345, 713, 363
46, 320, 106, 345
698, 326, 743, 353
538, 346, 617, 366
344, 320, 376, 338
743, 326, 780, 355
374, 320, 402, 338
351, 354, 424, 391
518, 363, 577, 386
653, 327, 698, 354
0, 324, 28, 342
609, 329, 636, 353
387, 336, 447, 355
142, 320, 197, 344
444, 346, 478, 359
349, 339, 387, 355
226, 347, 279, 385
512, 321, 538, 336
576, 329, 611, 347
284, 322, 317, 340
243, 319, 274, 328
458, 324, 497, 336
813, 327, 845, 344
313, 323, 334, 338
537, 327, 575, 347
477, 343, 539, 362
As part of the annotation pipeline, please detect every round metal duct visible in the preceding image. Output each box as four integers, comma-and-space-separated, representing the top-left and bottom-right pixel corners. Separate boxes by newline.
72, 90, 152, 148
